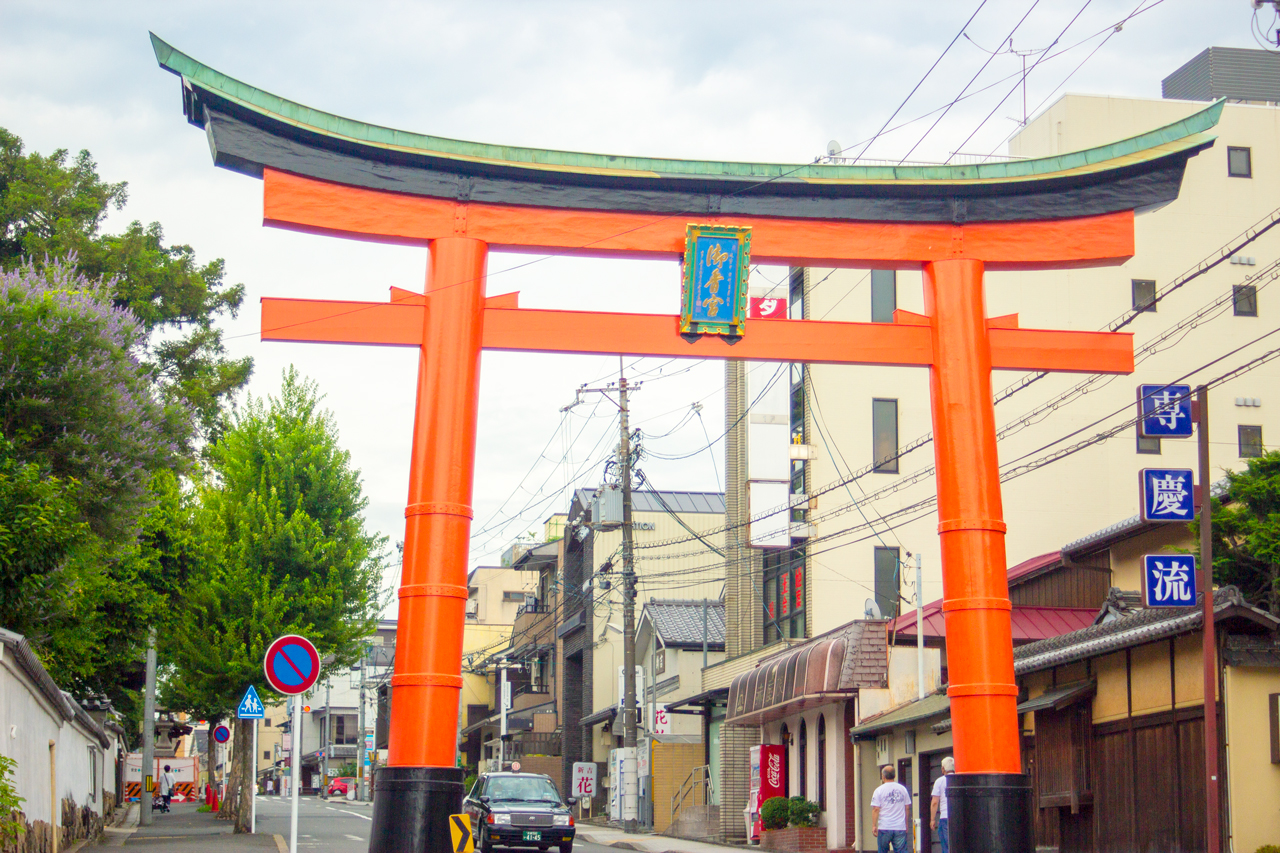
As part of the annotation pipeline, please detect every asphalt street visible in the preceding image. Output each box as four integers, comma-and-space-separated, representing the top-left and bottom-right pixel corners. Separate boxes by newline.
256, 795, 374, 853
253, 796, 613, 853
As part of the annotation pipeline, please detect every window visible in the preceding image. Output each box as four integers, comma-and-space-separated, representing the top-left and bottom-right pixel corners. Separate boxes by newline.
1228, 146, 1253, 178
335, 714, 358, 745
87, 746, 98, 803
502, 591, 526, 602
780, 723, 791, 794
1234, 284, 1259, 317
870, 270, 897, 323
264, 750, 271, 760
874, 546, 901, 618
798, 719, 808, 799
872, 399, 899, 473
763, 546, 806, 643
789, 267, 805, 321
1137, 432, 1161, 454
655, 648, 666, 675
1240, 424, 1264, 458
816, 715, 827, 810
1132, 279, 1157, 313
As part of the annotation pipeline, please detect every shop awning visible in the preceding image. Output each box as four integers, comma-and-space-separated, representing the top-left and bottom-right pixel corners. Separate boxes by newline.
726, 635, 852, 726
665, 687, 729, 716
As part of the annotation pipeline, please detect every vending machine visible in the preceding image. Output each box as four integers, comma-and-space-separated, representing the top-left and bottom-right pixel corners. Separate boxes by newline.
747, 744, 787, 841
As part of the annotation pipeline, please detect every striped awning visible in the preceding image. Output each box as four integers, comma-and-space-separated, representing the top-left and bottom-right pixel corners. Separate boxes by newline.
726, 636, 851, 726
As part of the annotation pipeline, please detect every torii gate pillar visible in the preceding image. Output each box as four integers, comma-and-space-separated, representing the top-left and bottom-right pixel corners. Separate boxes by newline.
371, 238, 488, 851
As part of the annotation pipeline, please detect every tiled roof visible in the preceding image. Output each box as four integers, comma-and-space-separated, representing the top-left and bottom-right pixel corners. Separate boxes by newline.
849, 692, 950, 738
645, 600, 726, 648
892, 604, 1097, 646
575, 487, 725, 515
1013, 586, 1277, 675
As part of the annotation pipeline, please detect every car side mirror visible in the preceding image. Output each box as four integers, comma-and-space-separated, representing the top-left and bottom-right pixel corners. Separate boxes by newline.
480, 795, 490, 804
567, 796, 577, 806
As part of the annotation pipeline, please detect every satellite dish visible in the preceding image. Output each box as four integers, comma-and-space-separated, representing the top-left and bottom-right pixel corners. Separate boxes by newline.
864, 598, 883, 619
826, 140, 843, 158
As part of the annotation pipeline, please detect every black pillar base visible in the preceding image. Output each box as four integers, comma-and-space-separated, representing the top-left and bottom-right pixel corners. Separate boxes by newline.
947, 772, 1033, 853
368, 766, 464, 853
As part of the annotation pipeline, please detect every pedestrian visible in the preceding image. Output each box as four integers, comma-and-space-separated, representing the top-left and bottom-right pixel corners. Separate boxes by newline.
159, 765, 176, 811
870, 765, 911, 853
930, 757, 955, 853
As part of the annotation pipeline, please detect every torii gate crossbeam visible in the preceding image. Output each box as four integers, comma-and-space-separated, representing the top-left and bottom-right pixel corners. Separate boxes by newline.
150, 34, 1222, 853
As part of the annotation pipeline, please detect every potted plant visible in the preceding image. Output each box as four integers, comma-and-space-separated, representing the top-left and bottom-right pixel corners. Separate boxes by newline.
759, 796, 824, 852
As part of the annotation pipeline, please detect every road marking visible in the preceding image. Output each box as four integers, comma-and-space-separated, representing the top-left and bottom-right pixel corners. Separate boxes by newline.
345, 835, 364, 841
341, 809, 373, 821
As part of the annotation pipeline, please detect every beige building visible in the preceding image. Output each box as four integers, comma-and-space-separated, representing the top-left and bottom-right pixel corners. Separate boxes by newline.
790, 89, 1280, 641
467, 565, 538, 625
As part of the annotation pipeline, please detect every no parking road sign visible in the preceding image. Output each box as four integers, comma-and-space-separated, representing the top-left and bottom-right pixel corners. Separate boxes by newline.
263, 635, 321, 696
213, 725, 231, 744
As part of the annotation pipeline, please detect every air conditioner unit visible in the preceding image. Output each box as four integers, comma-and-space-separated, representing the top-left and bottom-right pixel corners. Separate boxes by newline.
465, 600, 479, 617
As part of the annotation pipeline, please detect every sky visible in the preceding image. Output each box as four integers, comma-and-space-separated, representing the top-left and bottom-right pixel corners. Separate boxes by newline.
0, 0, 1267, 593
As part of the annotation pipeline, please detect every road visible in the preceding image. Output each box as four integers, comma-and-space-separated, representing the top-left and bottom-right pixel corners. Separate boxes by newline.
255, 795, 373, 853
255, 796, 611, 853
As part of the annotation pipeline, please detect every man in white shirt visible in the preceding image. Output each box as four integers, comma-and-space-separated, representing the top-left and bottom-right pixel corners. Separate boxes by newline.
159, 765, 176, 811
930, 756, 955, 853
870, 765, 911, 853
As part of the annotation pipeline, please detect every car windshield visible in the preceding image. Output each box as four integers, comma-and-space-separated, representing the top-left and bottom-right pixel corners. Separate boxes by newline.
485, 777, 562, 803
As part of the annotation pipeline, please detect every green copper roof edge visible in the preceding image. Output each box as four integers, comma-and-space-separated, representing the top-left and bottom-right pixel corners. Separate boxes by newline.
150, 34, 1224, 184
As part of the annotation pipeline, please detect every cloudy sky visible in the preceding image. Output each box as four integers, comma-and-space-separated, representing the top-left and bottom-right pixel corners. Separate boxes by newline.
0, 0, 1263, 592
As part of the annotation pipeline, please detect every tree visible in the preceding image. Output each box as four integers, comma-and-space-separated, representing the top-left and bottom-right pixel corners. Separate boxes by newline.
0, 261, 200, 723
1210, 450, 1280, 615
0, 127, 251, 438
161, 368, 385, 831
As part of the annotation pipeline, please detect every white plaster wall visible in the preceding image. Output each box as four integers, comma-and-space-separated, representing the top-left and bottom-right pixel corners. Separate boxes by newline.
761, 702, 848, 850
0, 647, 106, 823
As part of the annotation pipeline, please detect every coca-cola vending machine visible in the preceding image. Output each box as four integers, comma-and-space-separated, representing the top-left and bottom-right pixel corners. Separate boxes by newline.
747, 744, 787, 841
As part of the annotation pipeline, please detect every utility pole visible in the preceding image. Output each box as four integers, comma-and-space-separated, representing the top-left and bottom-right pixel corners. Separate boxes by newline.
358, 651, 367, 801
618, 365, 639, 834
565, 367, 641, 831
499, 659, 509, 769
916, 554, 925, 701
141, 628, 156, 826
1197, 385, 1220, 853
322, 680, 331, 796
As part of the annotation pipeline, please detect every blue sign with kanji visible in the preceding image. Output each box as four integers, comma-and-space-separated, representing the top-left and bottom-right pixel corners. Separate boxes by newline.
1143, 554, 1197, 607
1140, 468, 1195, 522
1138, 384, 1193, 437
237, 684, 265, 719
680, 225, 750, 339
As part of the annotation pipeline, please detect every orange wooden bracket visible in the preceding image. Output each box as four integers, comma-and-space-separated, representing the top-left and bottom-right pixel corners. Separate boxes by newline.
260, 297, 1133, 374
261, 168, 1136, 270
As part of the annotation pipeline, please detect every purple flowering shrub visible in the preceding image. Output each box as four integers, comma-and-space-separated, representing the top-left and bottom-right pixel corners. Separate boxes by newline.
0, 258, 190, 538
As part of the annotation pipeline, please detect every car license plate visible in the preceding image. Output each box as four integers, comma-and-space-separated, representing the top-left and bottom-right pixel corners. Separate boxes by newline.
523, 831, 541, 841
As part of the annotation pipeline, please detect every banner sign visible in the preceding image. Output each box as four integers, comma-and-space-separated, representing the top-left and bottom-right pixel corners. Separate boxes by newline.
680, 225, 750, 339
1140, 468, 1195, 522
1143, 554, 1197, 607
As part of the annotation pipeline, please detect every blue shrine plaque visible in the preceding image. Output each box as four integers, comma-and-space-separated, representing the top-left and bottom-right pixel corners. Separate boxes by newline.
1139, 468, 1195, 522
680, 225, 750, 338
1138, 384, 1193, 437
1143, 554, 1197, 607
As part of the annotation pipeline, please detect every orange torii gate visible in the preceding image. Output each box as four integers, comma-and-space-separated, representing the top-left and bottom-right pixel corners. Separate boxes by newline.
152, 35, 1221, 853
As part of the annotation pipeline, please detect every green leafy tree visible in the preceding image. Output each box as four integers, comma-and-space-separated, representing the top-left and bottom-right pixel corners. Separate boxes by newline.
0, 261, 201, 726
1210, 450, 1280, 615
162, 368, 385, 831
0, 127, 251, 438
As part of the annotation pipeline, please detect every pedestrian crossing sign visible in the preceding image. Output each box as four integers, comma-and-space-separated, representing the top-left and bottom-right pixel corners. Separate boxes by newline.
237, 684, 265, 719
